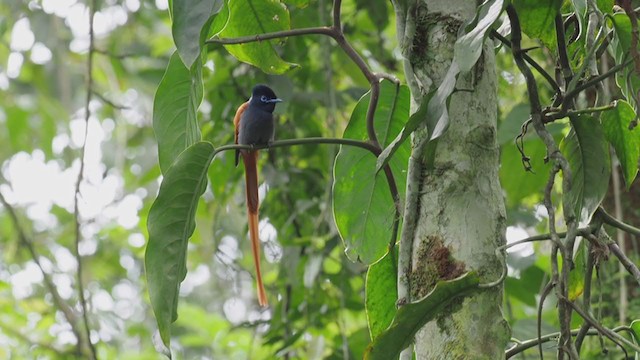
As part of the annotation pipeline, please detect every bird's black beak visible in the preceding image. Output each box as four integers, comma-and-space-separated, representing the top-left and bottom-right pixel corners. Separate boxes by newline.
269, 98, 283, 103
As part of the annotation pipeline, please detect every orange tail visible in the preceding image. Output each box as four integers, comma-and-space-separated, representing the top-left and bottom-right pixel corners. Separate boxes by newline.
242, 151, 268, 307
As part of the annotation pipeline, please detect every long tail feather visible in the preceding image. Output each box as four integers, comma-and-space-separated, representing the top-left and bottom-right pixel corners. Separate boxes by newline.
242, 151, 268, 307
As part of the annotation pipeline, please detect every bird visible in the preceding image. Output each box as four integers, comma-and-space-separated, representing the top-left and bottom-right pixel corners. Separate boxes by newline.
233, 84, 282, 307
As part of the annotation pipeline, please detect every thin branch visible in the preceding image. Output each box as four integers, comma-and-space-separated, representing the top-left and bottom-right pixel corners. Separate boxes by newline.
499, 226, 597, 252
0, 321, 66, 356
489, 30, 560, 93
506, 5, 541, 113
206, 27, 335, 45
538, 280, 555, 360
91, 90, 130, 110
563, 297, 640, 353
562, 56, 634, 109
366, 81, 382, 147
506, 326, 634, 358
597, 207, 640, 236
574, 240, 596, 352
508, 7, 579, 358
332, 0, 342, 29
0, 192, 82, 348
607, 237, 640, 286
544, 102, 618, 122
555, 14, 573, 88
213, 137, 381, 156
73, 0, 98, 358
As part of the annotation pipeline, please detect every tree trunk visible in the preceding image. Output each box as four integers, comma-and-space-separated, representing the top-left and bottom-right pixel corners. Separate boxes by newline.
394, 1, 510, 358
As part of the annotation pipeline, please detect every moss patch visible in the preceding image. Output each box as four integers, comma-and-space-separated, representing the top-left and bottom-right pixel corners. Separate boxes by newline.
411, 235, 466, 299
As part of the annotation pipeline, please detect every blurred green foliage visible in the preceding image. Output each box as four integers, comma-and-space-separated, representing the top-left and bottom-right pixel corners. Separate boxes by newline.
0, 0, 638, 359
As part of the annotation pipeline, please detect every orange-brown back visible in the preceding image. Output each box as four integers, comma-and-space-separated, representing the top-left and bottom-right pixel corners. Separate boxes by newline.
233, 101, 249, 166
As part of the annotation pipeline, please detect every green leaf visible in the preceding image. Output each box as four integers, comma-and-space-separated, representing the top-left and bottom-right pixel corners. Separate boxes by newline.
333, 80, 410, 264
364, 272, 480, 360
512, 0, 562, 51
602, 100, 640, 187
611, 13, 640, 111
500, 140, 553, 207
355, 0, 390, 31
153, 51, 203, 174
427, 61, 459, 141
505, 265, 545, 307
366, 250, 398, 341
454, 0, 504, 73
214, 0, 297, 74
172, 0, 218, 67
631, 319, 640, 359
376, 90, 432, 173
145, 141, 215, 348
559, 115, 611, 222
497, 103, 531, 145
596, 0, 614, 13
567, 239, 586, 301
570, 0, 587, 42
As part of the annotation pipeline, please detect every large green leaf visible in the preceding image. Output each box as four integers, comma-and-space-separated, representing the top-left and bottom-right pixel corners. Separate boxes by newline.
366, 250, 398, 341
512, 0, 562, 51
505, 265, 545, 307
333, 80, 410, 264
364, 272, 480, 360
559, 115, 611, 222
153, 51, 203, 174
213, 0, 297, 74
602, 100, 640, 187
500, 140, 553, 207
172, 0, 218, 67
145, 141, 215, 349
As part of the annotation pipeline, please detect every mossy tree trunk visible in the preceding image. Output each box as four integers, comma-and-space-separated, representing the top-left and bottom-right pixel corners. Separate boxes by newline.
393, 1, 510, 358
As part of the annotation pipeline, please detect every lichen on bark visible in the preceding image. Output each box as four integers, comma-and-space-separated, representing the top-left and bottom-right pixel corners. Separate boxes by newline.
394, 0, 510, 358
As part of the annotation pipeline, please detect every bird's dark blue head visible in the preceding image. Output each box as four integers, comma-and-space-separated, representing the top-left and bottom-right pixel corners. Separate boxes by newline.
249, 84, 282, 112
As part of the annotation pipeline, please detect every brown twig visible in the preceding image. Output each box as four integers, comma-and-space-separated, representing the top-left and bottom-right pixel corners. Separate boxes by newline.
606, 237, 640, 286
537, 280, 556, 360
597, 207, 640, 236
574, 242, 596, 352
506, 326, 634, 358
563, 297, 640, 353
555, 14, 573, 88
73, 0, 98, 358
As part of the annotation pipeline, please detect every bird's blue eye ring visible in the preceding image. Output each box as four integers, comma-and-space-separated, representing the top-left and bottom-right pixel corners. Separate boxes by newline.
260, 95, 268, 103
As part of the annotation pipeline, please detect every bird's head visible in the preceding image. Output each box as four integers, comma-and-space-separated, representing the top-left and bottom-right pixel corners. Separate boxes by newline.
250, 84, 283, 112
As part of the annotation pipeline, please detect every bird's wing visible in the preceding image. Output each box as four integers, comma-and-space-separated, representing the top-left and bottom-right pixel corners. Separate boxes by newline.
233, 101, 249, 166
